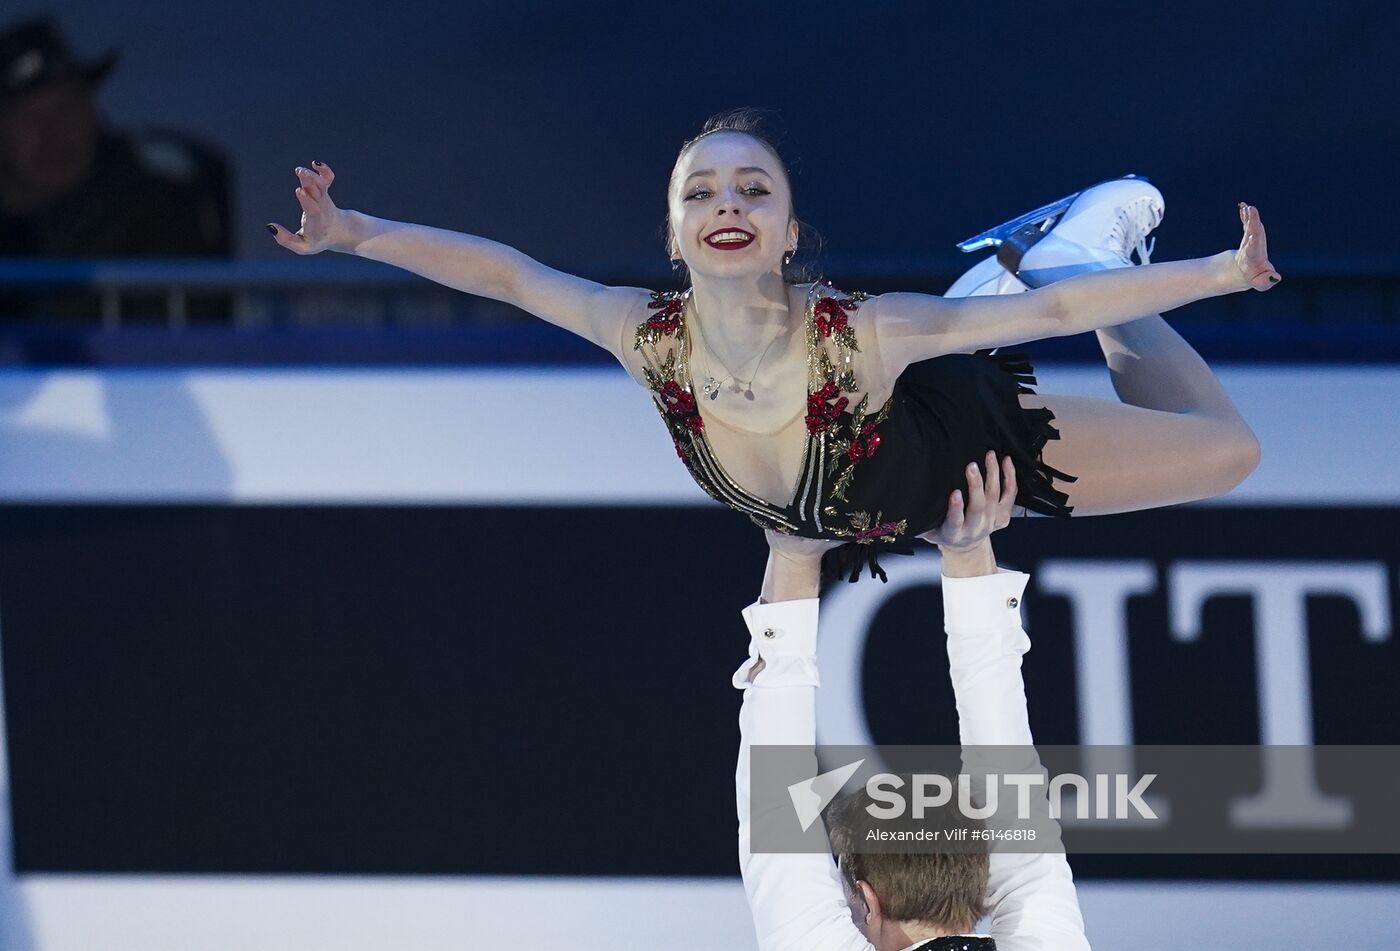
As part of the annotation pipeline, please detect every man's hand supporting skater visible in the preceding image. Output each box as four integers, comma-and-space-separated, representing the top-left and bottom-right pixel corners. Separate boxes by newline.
734, 452, 1090, 951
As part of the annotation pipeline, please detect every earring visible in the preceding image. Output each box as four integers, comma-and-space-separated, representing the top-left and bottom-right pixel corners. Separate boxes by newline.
783, 250, 794, 266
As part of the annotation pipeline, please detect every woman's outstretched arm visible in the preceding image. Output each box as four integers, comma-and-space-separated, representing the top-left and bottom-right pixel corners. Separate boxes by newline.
268, 162, 649, 355
870, 204, 1280, 379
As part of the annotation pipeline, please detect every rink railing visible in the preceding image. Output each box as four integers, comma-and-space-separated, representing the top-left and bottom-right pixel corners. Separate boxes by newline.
0, 257, 1395, 365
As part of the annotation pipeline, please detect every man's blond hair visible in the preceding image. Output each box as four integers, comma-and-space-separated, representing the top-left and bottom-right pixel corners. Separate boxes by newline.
827, 787, 990, 932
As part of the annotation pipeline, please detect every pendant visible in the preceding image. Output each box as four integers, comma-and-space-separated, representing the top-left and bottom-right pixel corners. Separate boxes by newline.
704, 377, 721, 400
744, 385, 755, 401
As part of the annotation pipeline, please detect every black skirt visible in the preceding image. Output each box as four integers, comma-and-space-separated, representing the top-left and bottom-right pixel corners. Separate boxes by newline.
820, 349, 1076, 584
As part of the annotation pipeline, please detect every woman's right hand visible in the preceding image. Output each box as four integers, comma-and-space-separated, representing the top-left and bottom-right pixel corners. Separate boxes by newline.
268, 162, 352, 254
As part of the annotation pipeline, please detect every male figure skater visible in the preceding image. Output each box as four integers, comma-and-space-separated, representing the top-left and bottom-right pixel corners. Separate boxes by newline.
735, 453, 1091, 950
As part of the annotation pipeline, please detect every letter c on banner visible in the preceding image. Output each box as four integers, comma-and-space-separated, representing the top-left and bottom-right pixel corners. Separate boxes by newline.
814, 554, 945, 756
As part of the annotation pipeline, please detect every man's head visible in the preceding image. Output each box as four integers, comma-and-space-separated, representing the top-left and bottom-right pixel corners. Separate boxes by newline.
828, 786, 990, 949
0, 17, 116, 212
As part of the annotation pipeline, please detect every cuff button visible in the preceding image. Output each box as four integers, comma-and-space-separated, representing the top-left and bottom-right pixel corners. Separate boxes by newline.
763, 627, 780, 639
1006, 597, 1019, 609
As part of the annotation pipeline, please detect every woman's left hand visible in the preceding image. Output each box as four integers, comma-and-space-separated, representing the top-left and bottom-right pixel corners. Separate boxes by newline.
1234, 203, 1282, 291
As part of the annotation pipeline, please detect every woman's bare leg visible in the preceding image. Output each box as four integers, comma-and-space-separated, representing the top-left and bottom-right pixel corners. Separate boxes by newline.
1091, 314, 1241, 417
1030, 314, 1260, 515
946, 177, 1260, 515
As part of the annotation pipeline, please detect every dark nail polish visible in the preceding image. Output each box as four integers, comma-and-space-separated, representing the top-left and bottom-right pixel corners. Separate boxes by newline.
312, 160, 323, 167
1269, 275, 1279, 283
266, 224, 277, 234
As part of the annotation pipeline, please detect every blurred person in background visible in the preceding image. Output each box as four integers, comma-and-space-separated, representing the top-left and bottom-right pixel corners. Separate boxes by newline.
0, 16, 231, 322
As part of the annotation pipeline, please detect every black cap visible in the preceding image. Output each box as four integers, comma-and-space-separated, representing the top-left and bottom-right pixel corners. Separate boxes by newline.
0, 17, 119, 102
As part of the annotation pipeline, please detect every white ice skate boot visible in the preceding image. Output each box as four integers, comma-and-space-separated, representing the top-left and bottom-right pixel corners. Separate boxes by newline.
945, 175, 1164, 298
943, 251, 1031, 298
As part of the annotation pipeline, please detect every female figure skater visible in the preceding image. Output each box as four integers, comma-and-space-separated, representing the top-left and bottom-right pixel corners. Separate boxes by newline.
269, 111, 1277, 582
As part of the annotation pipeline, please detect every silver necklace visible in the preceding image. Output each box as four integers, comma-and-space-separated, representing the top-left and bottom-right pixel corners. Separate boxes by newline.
690, 298, 790, 401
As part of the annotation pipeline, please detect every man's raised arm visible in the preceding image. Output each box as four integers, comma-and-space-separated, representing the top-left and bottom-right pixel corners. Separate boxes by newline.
734, 536, 874, 951
936, 461, 1091, 951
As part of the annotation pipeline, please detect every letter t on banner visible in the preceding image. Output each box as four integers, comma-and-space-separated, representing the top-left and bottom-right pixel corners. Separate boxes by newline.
1169, 562, 1391, 829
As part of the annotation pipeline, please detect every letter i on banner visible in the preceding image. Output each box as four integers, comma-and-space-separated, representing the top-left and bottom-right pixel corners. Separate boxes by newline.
1040, 561, 1171, 824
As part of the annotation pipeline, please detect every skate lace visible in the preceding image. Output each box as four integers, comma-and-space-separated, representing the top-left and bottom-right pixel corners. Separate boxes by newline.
1108, 197, 1163, 265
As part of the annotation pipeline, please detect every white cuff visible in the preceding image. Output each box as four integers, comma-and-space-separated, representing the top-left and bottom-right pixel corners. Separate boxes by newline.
942, 569, 1032, 662
942, 569, 1030, 631
733, 598, 820, 689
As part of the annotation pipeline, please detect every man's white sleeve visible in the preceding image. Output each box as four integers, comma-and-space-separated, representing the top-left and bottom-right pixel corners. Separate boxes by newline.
735, 598, 874, 951
943, 570, 1091, 951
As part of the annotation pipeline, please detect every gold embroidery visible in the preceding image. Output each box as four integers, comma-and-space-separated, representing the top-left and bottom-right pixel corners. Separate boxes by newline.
634, 282, 897, 543
634, 289, 802, 533
828, 510, 909, 544
634, 291, 684, 350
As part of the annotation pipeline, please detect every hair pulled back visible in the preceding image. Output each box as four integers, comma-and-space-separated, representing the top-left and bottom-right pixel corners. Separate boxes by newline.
664, 107, 821, 285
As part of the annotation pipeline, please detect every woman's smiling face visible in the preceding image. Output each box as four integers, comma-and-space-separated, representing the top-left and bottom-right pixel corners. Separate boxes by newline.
667, 131, 797, 281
